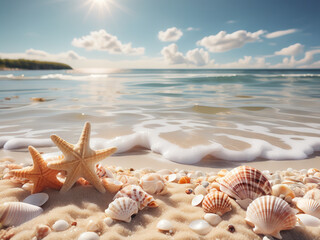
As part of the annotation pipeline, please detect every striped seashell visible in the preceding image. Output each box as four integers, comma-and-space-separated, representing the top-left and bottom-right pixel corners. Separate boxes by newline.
95, 164, 107, 178
114, 185, 158, 210
202, 191, 232, 216
178, 176, 191, 184
293, 198, 320, 219
0, 202, 43, 227
105, 197, 138, 223
140, 173, 166, 194
246, 196, 296, 239
219, 166, 272, 209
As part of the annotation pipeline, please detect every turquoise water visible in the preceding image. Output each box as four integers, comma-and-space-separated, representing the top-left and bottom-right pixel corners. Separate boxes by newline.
0, 69, 320, 164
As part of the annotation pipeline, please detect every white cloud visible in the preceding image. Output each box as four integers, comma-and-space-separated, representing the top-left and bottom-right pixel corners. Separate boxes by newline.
158, 27, 183, 42
265, 29, 298, 39
209, 56, 269, 68
273, 49, 320, 68
187, 27, 199, 31
275, 43, 304, 56
72, 29, 144, 55
197, 30, 265, 52
161, 44, 209, 66
0, 49, 85, 62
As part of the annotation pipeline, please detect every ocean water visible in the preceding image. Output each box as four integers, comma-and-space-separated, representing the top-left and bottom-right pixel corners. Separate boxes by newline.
0, 69, 320, 165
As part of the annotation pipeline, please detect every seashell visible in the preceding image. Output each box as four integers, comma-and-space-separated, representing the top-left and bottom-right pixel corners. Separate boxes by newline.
156, 169, 172, 176
0, 202, 43, 227
178, 176, 191, 184
304, 188, 320, 201
101, 178, 123, 193
187, 172, 197, 179
207, 175, 218, 183
77, 177, 90, 186
293, 198, 320, 219
185, 188, 193, 194
105, 197, 138, 223
272, 184, 295, 203
78, 232, 100, 240
178, 170, 187, 176
307, 168, 319, 176
192, 194, 204, 206
95, 164, 113, 178
103, 217, 113, 226
207, 182, 220, 192
203, 213, 222, 226
299, 169, 308, 175
245, 196, 296, 239
140, 173, 166, 194
86, 219, 103, 233
168, 174, 179, 183
202, 191, 232, 216
35, 224, 51, 239
195, 171, 205, 177
157, 219, 173, 233
304, 176, 320, 184
23, 193, 49, 207
189, 219, 211, 235
52, 219, 69, 232
22, 182, 34, 191
201, 181, 210, 188
194, 185, 207, 195
117, 175, 139, 186
219, 166, 272, 209
114, 185, 158, 210
296, 214, 320, 227
217, 169, 228, 177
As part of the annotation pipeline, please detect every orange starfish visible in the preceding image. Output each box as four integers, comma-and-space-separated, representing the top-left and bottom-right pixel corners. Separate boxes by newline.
47, 122, 117, 193
11, 146, 63, 193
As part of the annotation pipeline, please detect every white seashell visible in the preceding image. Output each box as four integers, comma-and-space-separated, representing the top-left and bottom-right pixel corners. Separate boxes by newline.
103, 217, 113, 226
78, 231, 100, 240
246, 196, 296, 239
195, 171, 205, 177
272, 184, 295, 203
105, 197, 138, 223
157, 169, 172, 176
0, 202, 43, 227
114, 185, 158, 210
204, 213, 222, 226
23, 193, 49, 207
178, 170, 187, 176
52, 219, 69, 232
293, 198, 320, 219
86, 219, 102, 232
299, 169, 308, 175
22, 182, 34, 191
307, 168, 319, 176
189, 219, 211, 235
101, 178, 123, 193
304, 188, 320, 201
296, 214, 320, 227
140, 173, 166, 194
192, 194, 204, 206
157, 219, 173, 232
194, 185, 207, 195
168, 174, 179, 182
219, 166, 272, 209
187, 172, 197, 179
201, 181, 210, 188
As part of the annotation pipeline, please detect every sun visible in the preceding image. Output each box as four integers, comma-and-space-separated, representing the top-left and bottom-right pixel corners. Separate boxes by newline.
84, 0, 117, 16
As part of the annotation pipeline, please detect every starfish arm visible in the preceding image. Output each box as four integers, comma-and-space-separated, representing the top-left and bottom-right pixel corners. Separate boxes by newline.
47, 160, 79, 171
59, 163, 82, 193
28, 146, 45, 172
50, 135, 78, 159
31, 178, 45, 194
11, 167, 33, 179
82, 167, 106, 193
87, 147, 117, 164
77, 122, 91, 158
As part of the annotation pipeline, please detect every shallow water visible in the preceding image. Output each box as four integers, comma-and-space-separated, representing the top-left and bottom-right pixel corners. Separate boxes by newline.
0, 69, 320, 164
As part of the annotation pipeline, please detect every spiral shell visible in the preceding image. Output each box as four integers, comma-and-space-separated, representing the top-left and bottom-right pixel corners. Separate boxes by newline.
293, 198, 320, 219
105, 197, 138, 223
140, 173, 166, 194
114, 185, 158, 210
219, 166, 271, 209
0, 202, 43, 227
246, 196, 296, 239
202, 191, 232, 216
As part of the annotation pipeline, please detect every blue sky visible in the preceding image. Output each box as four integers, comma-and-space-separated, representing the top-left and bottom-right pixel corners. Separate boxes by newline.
1, 0, 320, 68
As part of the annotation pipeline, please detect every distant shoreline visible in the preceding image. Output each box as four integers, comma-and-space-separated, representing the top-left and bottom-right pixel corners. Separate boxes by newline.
0, 58, 72, 70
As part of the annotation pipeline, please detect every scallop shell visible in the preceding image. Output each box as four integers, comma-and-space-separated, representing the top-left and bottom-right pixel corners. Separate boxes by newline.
245, 196, 296, 239
189, 219, 211, 235
23, 193, 49, 207
96, 164, 113, 178
114, 185, 158, 210
304, 188, 320, 201
140, 173, 166, 194
272, 184, 295, 203
219, 166, 272, 209
105, 197, 138, 223
0, 202, 43, 227
102, 178, 123, 193
293, 198, 320, 219
202, 191, 232, 216
178, 176, 191, 184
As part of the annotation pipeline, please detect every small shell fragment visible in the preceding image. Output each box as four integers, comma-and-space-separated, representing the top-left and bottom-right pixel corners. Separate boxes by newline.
189, 219, 211, 235
35, 224, 51, 240
78, 232, 100, 240
192, 194, 204, 206
103, 217, 113, 226
23, 193, 49, 207
52, 220, 69, 232
204, 213, 222, 226
194, 185, 207, 195
157, 219, 173, 232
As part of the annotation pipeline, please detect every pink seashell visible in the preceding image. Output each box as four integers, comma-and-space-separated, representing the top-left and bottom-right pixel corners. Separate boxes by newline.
293, 198, 320, 219
202, 191, 232, 216
140, 173, 166, 194
35, 224, 51, 239
105, 197, 138, 223
219, 166, 271, 209
77, 177, 90, 186
246, 196, 296, 239
95, 164, 107, 178
114, 185, 158, 210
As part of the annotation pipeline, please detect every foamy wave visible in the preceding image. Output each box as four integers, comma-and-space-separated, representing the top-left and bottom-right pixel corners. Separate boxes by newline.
0, 73, 108, 81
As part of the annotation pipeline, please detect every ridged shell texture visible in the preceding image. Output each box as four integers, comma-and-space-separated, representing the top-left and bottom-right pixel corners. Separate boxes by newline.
202, 191, 232, 216
105, 197, 138, 223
